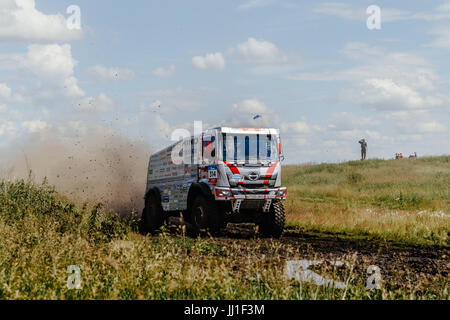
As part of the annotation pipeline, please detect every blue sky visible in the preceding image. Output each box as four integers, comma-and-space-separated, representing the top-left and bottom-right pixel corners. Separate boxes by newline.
1, 0, 449, 164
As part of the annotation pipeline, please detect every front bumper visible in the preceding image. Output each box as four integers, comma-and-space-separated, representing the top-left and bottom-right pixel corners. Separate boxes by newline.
214, 187, 287, 201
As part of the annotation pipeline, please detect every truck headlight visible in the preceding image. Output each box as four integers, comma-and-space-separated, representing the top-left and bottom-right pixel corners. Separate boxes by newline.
216, 189, 232, 197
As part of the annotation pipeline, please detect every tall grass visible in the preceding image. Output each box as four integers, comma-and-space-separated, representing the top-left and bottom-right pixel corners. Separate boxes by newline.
0, 179, 381, 300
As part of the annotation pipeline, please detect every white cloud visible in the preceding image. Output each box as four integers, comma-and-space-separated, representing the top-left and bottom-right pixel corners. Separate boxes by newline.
280, 108, 449, 163
75, 93, 114, 113
21, 120, 49, 133
152, 65, 176, 77
0, 82, 24, 103
190, 39, 295, 75
135, 111, 175, 147
342, 78, 444, 111
89, 65, 136, 81
0, 83, 12, 100
381, 109, 449, 136
234, 38, 288, 64
232, 98, 269, 114
0, 0, 82, 43
150, 114, 173, 139
291, 65, 435, 92
0, 44, 100, 113
238, 0, 274, 11
0, 85, 23, 120
22, 44, 76, 78
282, 41, 449, 156
289, 42, 445, 111
17, 44, 84, 99
192, 52, 225, 70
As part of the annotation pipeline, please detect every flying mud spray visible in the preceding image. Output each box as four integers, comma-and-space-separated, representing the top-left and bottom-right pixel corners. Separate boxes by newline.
0, 127, 151, 216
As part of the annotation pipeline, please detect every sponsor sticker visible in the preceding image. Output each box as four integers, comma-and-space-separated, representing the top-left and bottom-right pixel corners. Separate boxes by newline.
230, 174, 244, 184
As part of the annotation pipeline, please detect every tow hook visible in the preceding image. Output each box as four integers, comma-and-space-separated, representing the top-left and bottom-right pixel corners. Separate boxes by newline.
232, 199, 242, 213
263, 199, 272, 213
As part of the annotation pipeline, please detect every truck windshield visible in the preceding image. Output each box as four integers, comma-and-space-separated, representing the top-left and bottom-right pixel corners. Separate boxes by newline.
222, 134, 279, 163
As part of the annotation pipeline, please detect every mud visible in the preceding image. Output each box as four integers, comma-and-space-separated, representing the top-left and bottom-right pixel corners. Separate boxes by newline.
191, 224, 449, 290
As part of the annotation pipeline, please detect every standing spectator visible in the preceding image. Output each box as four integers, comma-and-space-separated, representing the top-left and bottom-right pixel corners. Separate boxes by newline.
359, 139, 368, 161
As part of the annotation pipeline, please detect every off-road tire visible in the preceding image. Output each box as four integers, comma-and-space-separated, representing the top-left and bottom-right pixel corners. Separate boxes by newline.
140, 193, 164, 234
258, 200, 285, 238
190, 195, 223, 236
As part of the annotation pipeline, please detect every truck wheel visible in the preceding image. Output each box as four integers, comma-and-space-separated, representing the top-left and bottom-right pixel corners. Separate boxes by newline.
141, 193, 164, 234
191, 195, 222, 236
258, 201, 285, 238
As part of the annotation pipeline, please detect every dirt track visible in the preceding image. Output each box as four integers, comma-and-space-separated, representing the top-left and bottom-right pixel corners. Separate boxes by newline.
201, 224, 450, 290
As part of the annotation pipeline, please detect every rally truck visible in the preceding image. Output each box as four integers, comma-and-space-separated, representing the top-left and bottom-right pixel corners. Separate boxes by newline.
140, 127, 287, 238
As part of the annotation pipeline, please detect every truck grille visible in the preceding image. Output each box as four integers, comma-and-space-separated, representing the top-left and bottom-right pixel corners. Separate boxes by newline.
239, 180, 276, 189
232, 189, 272, 195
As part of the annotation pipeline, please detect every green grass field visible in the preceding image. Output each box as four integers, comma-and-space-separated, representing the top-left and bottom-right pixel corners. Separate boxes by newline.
284, 156, 450, 246
0, 156, 448, 300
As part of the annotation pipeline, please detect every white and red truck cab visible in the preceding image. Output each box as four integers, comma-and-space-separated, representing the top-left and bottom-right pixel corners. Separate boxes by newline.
141, 127, 286, 238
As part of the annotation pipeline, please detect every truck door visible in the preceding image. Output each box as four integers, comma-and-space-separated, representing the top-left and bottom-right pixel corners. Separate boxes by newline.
201, 132, 218, 185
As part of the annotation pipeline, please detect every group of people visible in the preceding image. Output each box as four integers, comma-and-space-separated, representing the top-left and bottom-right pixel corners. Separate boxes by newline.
395, 153, 404, 159
396, 152, 417, 159
358, 139, 418, 161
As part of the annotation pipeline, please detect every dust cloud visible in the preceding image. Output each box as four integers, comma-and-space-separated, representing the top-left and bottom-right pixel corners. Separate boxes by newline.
1, 129, 151, 215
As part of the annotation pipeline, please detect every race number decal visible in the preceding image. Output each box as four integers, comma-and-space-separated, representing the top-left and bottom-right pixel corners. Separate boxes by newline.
208, 165, 218, 185
208, 165, 218, 179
